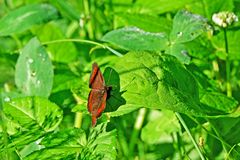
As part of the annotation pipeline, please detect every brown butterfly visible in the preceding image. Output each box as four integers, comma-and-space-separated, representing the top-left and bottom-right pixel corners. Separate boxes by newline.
88, 62, 110, 127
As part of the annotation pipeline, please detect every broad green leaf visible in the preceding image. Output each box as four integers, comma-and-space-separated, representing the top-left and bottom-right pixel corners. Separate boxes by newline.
0, 4, 58, 36
115, 13, 172, 33
141, 110, 181, 144
134, 0, 195, 14
15, 37, 53, 97
101, 27, 168, 51
110, 51, 205, 117
103, 67, 126, 113
170, 10, 209, 43
1, 97, 62, 152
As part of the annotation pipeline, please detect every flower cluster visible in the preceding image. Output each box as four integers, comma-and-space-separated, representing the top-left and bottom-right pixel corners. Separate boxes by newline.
212, 11, 238, 28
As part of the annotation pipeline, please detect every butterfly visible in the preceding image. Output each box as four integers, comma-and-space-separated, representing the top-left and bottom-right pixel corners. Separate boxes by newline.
87, 62, 110, 127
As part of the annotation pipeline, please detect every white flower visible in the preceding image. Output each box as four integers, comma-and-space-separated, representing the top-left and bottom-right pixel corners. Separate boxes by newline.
212, 11, 238, 28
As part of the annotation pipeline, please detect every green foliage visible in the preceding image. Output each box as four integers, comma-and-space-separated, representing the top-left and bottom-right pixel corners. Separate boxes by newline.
102, 10, 210, 64
0, 4, 58, 36
1, 0, 240, 159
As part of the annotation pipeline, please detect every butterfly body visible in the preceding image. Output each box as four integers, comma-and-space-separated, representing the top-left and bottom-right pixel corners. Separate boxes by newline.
88, 63, 108, 127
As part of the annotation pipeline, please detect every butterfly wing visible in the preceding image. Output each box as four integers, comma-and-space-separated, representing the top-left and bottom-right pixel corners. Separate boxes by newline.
89, 63, 105, 89
88, 62, 108, 127
88, 89, 107, 127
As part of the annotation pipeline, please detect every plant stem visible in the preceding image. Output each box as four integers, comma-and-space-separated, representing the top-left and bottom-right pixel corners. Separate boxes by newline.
175, 113, 205, 160
42, 39, 123, 57
73, 93, 83, 128
223, 28, 232, 97
74, 112, 83, 128
83, 0, 94, 39
129, 108, 147, 157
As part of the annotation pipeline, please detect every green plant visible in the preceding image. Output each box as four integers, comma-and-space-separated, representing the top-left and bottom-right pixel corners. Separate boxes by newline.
1, 0, 240, 159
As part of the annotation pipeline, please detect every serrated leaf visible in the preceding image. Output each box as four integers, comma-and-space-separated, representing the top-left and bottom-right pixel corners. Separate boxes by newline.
101, 27, 168, 51
141, 110, 181, 144
87, 123, 117, 160
170, 10, 209, 43
3, 97, 62, 133
25, 124, 117, 160
24, 128, 86, 159
1, 97, 62, 152
15, 37, 53, 97
0, 4, 58, 36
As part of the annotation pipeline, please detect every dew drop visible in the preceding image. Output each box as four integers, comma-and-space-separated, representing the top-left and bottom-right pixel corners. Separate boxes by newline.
31, 71, 36, 77
28, 58, 34, 64
37, 80, 41, 85
4, 97, 11, 102
177, 32, 183, 37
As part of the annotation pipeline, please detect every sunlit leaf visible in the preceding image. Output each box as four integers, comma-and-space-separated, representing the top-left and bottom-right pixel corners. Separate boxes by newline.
15, 37, 53, 97
0, 97, 62, 152
170, 10, 209, 43
101, 27, 168, 51
0, 4, 58, 36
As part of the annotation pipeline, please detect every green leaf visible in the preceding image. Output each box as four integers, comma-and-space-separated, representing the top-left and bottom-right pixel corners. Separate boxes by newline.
25, 124, 117, 160
103, 67, 126, 113
87, 123, 117, 160
170, 10, 209, 43
141, 110, 181, 144
1, 97, 62, 152
101, 27, 168, 51
200, 90, 238, 114
0, 4, 58, 36
15, 37, 54, 97
110, 51, 205, 117
24, 128, 86, 159
166, 43, 191, 64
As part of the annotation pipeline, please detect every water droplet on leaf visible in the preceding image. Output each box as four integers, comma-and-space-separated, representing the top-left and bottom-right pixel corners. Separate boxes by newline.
177, 32, 183, 37
4, 97, 11, 102
31, 71, 36, 77
28, 58, 34, 64
37, 80, 41, 84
